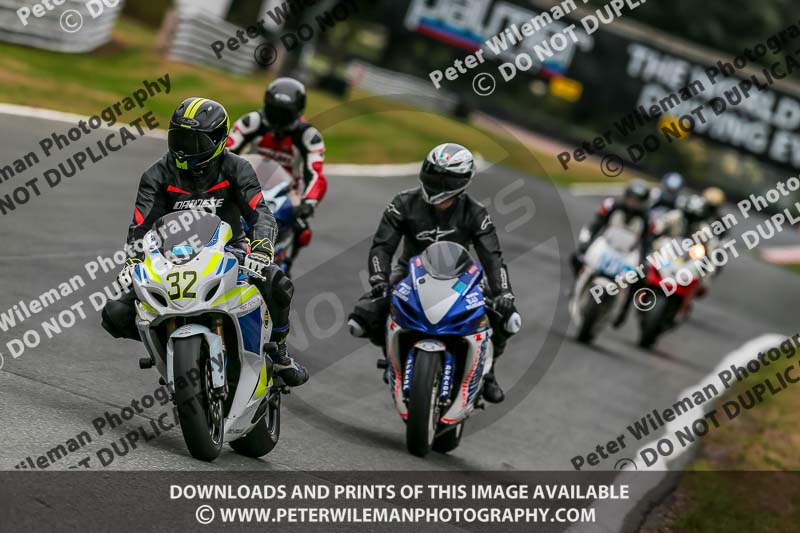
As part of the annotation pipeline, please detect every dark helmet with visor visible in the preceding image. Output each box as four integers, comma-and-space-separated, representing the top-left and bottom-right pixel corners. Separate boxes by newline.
419, 143, 476, 205
264, 77, 306, 133
623, 179, 650, 211
168, 97, 230, 173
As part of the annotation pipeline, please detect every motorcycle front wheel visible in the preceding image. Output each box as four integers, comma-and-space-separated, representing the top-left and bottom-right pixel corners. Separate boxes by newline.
230, 390, 281, 458
173, 336, 224, 461
406, 350, 443, 458
639, 294, 675, 349
576, 285, 607, 343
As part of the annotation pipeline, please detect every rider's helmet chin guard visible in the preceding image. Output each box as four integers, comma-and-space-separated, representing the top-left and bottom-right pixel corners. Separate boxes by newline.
168, 97, 230, 176
264, 77, 306, 136
623, 178, 650, 212
419, 143, 476, 205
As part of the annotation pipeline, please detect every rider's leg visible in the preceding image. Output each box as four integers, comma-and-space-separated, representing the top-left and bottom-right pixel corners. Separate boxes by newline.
483, 328, 508, 403
254, 265, 308, 387
285, 219, 311, 274
101, 291, 140, 341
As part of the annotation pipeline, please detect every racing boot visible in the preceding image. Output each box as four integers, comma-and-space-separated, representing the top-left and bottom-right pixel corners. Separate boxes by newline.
482, 369, 505, 403
271, 341, 309, 387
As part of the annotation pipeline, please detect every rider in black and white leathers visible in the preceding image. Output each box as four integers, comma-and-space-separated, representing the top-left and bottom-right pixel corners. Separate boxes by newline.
349, 143, 517, 404
572, 180, 652, 328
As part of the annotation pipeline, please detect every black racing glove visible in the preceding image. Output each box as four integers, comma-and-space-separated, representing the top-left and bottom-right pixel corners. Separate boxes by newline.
295, 200, 316, 220
244, 239, 275, 275
117, 258, 142, 290
494, 291, 516, 321
368, 273, 389, 299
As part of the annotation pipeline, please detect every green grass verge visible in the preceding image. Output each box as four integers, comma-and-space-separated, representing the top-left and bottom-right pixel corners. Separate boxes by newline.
0, 17, 618, 185
782, 263, 800, 275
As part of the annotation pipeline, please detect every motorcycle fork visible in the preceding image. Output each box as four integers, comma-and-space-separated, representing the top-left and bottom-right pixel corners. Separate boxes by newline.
211, 315, 226, 354
210, 315, 228, 399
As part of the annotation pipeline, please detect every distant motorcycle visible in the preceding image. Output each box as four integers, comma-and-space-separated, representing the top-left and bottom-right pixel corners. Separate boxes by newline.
638, 232, 711, 348
570, 226, 640, 343
239, 154, 309, 276
379, 241, 520, 457
133, 210, 284, 462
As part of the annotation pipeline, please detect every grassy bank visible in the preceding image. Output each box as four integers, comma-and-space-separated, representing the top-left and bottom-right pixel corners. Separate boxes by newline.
642, 342, 800, 532
0, 17, 618, 184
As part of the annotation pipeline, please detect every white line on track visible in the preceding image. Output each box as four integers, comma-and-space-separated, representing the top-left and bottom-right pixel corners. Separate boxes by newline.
0, 249, 121, 262
568, 183, 626, 197
0, 103, 494, 179
0, 103, 167, 139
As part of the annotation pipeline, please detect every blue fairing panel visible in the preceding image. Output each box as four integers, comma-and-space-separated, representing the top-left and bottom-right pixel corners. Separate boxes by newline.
238, 308, 262, 354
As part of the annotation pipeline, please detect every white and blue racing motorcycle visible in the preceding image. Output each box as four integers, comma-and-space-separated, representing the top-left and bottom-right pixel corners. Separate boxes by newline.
570, 226, 640, 343
133, 210, 283, 462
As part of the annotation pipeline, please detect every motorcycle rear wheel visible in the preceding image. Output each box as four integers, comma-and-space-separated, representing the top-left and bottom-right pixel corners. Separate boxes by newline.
406, 350, 443, 458
173, 336, 224, 462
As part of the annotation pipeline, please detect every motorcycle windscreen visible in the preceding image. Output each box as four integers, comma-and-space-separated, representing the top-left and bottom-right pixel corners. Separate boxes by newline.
602, 225, 640, 252
153, 210, 222, 265
420, 241, 476, 280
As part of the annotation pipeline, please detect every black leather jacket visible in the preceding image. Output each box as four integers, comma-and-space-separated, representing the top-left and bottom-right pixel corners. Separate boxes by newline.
126, 151, 277, 251
368, 188, 512, 295
585, 198, 651, 259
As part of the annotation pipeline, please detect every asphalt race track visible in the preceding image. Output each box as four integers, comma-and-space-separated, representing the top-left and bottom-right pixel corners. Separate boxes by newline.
1, 113, 799, 478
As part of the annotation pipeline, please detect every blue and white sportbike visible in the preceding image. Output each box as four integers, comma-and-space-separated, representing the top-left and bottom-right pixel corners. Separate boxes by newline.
382, 241, 520, 457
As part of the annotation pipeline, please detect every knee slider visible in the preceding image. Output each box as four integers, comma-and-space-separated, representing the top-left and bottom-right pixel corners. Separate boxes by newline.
101, 301, 132, 339
272, 274, 294, 306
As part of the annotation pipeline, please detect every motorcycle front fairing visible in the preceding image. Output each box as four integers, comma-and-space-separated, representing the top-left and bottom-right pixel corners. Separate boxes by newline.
570, 230, 640, 323
131, 211, 273, 441
386, 255, 494, 425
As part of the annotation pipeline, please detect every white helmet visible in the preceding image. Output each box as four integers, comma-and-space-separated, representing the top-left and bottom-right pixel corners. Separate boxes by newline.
419, 143, 476, 205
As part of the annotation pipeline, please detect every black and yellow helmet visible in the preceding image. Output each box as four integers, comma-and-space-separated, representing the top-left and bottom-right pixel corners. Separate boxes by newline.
168, 97, 230, 171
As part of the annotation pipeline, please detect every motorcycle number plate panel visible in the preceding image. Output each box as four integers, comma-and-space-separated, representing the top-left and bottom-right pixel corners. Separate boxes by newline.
416, 275, 461, 325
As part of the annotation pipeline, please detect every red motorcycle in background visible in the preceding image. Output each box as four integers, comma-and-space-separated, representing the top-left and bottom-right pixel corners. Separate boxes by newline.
637, 226, 714, 349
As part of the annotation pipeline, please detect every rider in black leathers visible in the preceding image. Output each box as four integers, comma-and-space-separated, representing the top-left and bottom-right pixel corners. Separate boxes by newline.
101, 97, 308, 386
349, 143, 517, 403
650, 172, 684, 210
572, 180, 652, 328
